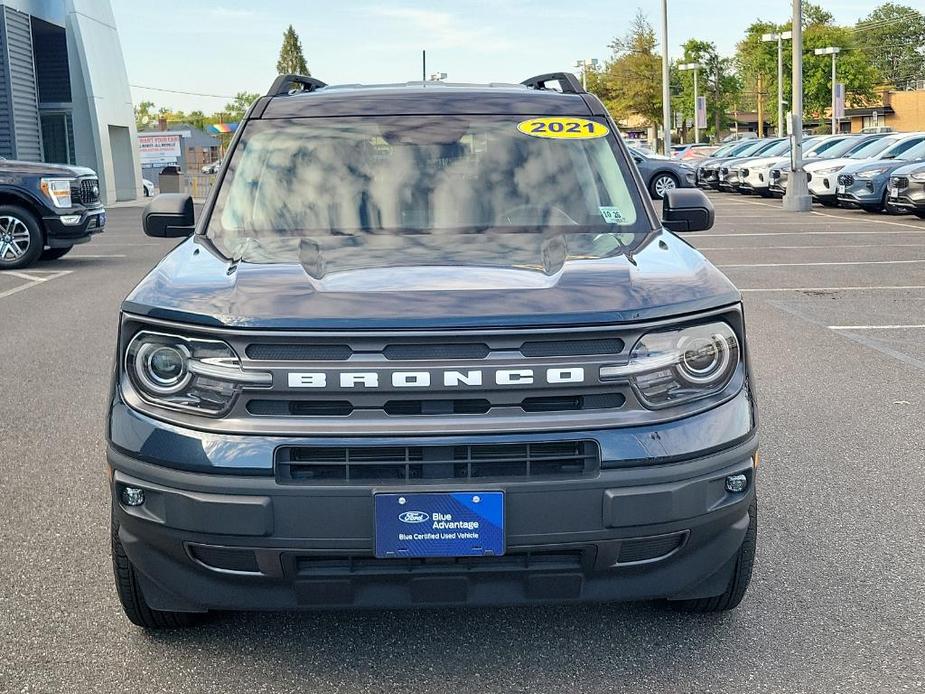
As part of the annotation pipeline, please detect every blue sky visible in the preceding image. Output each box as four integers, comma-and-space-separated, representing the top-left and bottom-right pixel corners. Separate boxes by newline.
112, 0, 880, 114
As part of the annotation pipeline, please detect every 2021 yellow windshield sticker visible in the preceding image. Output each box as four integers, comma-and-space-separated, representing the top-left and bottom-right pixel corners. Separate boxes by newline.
517, 117, 609, 139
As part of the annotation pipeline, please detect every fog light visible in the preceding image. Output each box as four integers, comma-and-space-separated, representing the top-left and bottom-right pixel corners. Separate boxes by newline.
60, 215, 81, 225
725, 474, 748, 493
121, 486, 145, 506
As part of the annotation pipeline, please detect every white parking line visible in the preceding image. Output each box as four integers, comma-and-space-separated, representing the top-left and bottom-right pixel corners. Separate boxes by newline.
66, 254, 127, 259
741, 285, 925, 292
698, 244, 925, 251
828, 324, 925, 330
810, 210, 925, 230
719, 259, 925, 268
698, 230, 925, 237
0, 269, 72, 300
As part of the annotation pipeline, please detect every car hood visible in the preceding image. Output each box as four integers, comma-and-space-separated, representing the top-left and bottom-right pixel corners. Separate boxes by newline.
891, 161, 925, 176
123, 230, 740, 330
0, 159, 96, 177
804, 157, 854, 173
737, 155, 784, 170
840, 159, 918, 176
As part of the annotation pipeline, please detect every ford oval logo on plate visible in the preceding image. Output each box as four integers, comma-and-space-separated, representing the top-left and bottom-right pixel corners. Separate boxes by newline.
398, 511, 429, 524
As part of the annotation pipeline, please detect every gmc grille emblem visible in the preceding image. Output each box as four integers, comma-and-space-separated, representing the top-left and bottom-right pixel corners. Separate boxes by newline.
287, 367, 585, 389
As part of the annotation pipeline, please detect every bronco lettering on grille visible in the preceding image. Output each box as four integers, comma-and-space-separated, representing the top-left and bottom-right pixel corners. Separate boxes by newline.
287, 367, 586, 389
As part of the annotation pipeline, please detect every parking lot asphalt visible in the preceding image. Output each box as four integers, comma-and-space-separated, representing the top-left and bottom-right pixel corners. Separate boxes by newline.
1, 195, 923, 693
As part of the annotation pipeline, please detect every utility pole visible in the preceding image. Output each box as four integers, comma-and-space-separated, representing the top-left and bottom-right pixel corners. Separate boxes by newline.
757, 74, 764, 137
422, 50, 426, 83
762, 31, 792, 136
679, 63, 702, 143
815, 47, 842, 133
783, 0, 811, 212
660, 0, 671, 154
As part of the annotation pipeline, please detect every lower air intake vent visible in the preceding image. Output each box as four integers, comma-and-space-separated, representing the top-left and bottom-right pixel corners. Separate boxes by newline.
276, 441, 599, 483
616, 532, 687, 564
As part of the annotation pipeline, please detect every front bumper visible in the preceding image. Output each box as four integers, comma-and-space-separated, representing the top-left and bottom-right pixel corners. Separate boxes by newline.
42, 206, 106, 247
887, 178, 925, 210
836, 177, 886, 206
739, 169, 772, 194
808, 171, 841, 201
110, 435, 757, 612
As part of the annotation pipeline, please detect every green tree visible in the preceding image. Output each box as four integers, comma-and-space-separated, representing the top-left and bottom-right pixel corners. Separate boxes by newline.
853, 3, 925, 89
133, 100, 157, 130
221, 91, 261, 123
588, 11, 663, 132
736, 9, 878, 130
674, 40, 741, 141
276, 25, 309, 75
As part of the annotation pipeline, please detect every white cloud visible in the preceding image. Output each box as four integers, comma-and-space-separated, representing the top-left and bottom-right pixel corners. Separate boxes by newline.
365, 6, 514, 52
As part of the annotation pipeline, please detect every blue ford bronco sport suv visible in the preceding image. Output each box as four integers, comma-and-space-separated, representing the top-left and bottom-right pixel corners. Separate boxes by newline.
109, 73, 758, 628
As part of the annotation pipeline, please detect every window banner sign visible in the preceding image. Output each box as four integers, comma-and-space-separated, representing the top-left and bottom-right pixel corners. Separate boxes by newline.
834, 83, 845, 120
695, 96, 707, 130
138, 134, 181, 166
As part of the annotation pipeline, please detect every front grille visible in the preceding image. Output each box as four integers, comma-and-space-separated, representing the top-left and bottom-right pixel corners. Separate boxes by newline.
769, 169, 780, 181
246, 344, 351, 360
276, 441, 600, 483
837, 174, 854, 186
892, 176, 909, 188
248, 392, 625, 417
294, 548, 587, 576
70, 178, 100, 205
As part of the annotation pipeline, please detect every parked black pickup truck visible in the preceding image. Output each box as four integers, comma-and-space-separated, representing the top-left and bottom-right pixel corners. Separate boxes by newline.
0, 158, 106, 269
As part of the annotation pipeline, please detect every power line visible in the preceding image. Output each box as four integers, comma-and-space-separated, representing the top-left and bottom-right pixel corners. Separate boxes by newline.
129, 84, 236, 99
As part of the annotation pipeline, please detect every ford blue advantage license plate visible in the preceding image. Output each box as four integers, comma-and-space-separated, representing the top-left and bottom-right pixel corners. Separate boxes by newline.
374, 491, 504, 558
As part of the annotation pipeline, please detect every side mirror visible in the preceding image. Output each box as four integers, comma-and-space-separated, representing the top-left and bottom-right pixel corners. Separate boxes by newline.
142, 193, 195, 238
661, 188, 714, 232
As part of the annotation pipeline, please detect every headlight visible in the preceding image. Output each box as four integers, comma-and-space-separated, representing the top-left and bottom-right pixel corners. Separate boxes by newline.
125, 331, 271, 416
813, 166, 843, 176
911, 172, 925, 182
40, 178, 74, 208
599, 322, 740, 409
856, 168, 887, 179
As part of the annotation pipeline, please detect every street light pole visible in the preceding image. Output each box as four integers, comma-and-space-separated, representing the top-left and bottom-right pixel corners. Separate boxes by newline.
762, 30, 792, 137
661, 0, 671, 154
783, 0, 811, 212
814, 47, 842, 133
678, 63, 702, 143
574, 58, 599, 90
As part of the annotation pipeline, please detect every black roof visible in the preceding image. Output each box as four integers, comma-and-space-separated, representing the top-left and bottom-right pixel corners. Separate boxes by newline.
255, 73, 605, 119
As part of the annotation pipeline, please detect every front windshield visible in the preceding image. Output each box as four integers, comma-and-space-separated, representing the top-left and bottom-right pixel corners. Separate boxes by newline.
893, 138, 925, 161
207, 116, 649, 266
849, 136, 901, 159
814, 136, 861, 158
758, 140, 791, 157
731, 140, 768, 157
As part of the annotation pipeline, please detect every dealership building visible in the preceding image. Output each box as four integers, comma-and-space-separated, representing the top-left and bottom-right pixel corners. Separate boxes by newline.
0, 0, 139, 202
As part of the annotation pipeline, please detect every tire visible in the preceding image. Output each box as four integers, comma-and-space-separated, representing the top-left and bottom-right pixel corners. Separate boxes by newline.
0, 205, 44, 270
670, 497, 757, 613
650, 173, 678, 200
915, 211, 925, 219
819, 199, 839, 208
40, 245, 73, 261
861, 205, 883, 214
111, 513, 200, 629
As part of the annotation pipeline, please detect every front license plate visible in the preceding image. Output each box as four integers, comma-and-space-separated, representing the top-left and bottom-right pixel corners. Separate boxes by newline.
374, 491, 504, 558
890, 187, 899, 198
837, 185, 846, 194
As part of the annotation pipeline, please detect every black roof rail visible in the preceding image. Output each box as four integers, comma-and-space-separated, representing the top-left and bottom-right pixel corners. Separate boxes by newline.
521, 72, 585, 95
267, 74, 327, 97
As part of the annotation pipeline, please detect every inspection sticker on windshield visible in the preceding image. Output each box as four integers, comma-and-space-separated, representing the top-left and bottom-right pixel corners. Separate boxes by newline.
517, 117, 609, 139
599, 207, 626, 224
